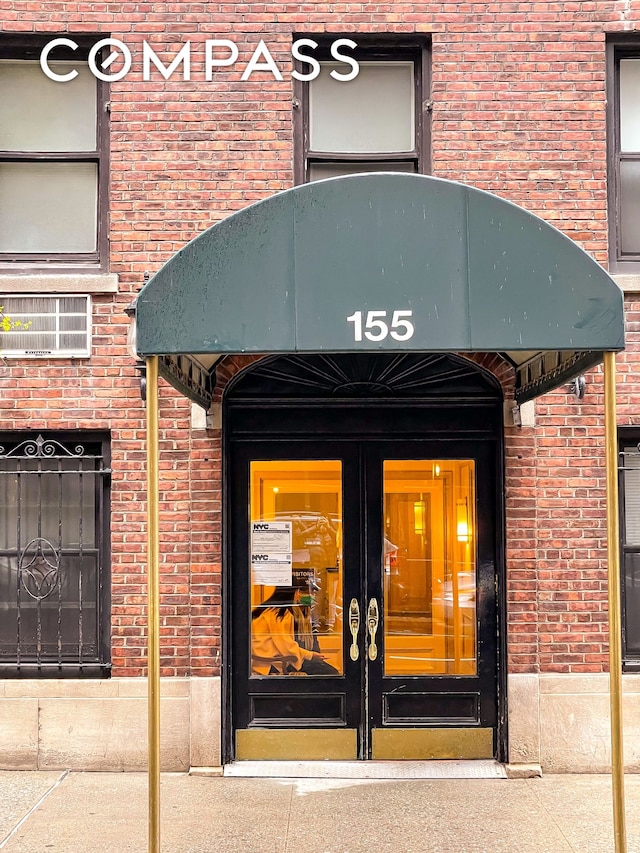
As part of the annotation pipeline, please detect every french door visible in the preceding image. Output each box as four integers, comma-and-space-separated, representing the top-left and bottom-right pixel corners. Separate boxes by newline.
229, 437, 498, 761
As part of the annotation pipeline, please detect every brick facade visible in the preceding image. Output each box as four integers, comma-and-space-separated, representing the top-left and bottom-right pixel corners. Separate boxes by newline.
2, 3, 639, 687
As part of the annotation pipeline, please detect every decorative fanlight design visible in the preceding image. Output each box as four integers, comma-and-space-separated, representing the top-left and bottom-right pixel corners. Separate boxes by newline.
229, 353, 498, 399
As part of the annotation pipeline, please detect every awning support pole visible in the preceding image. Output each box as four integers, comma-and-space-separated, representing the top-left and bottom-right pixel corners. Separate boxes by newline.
146, 355, 161, 853
604, 350, 626, 853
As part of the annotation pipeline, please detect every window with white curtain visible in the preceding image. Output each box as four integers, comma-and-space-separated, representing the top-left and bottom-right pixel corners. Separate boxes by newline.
608, 41, 640, 269
0, 37, 108, 269
294, 40, 430, 184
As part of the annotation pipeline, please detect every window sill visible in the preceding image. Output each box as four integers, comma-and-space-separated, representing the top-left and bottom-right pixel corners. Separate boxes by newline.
612, 274, 640, 294
0, 663, 112, 679
0, 272, 118, 294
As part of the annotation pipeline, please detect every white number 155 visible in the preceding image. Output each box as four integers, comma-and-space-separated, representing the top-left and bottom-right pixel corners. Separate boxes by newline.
346, 309, 415, 342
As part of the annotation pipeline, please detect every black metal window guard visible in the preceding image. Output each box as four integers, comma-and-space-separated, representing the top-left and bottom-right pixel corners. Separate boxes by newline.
619, 438, 640, 671
0, 433, 111, 677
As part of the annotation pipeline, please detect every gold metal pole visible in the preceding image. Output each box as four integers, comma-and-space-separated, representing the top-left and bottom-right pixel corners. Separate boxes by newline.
604, 350, 626, 853
146, 355, 161, 853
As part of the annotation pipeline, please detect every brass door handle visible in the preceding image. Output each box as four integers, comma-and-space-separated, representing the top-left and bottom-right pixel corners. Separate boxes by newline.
349, 598, 360, 661
367, 598, 379, 661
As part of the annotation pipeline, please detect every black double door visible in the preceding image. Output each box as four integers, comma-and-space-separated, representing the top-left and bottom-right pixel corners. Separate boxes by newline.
229, 436, 500, 762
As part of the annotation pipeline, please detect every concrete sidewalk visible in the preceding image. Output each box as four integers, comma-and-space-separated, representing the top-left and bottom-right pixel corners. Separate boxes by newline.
1, 770, 639, 852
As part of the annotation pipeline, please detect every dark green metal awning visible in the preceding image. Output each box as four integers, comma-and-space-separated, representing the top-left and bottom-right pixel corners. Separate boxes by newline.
136, 173, 624, 407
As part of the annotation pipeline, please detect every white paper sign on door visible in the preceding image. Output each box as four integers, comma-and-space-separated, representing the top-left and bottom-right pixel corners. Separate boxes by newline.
251, 521, 292, 553
251, 553, 293, 586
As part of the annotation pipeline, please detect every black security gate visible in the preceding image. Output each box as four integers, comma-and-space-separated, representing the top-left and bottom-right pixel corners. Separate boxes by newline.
0, 433, 111, 676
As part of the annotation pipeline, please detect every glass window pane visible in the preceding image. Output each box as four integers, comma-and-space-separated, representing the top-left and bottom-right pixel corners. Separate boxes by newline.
249, 460, 343, 677
60, 333, 89, 350
383, 459, 477, 676
620, 160, 640, 255
623, 448, 640, 546
0, 296, 54, 315
0, 554, 98, 659
0, 461, 96, 550
0, 331, 56, 352
309, 160, 417, 181
0, 296, 91, 355
624, 553, 640, 656
0, 61, 97, 151
59, 297, 89, 313
0, 162, 97, 253
7, 315, 56, 332
60, 315, 88, 332
309, 62, 415, 153
0, 463, 18, 550
620, 59, 640, 153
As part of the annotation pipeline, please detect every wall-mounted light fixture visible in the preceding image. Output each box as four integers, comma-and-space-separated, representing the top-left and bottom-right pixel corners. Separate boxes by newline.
124, 283, 148, 402
567, 374, 586, 399
456, 497, 470, 543
413, 500, 425, 535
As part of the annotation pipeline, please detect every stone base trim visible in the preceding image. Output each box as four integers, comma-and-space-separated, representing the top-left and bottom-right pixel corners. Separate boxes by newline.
509, 673, 640, 773
0, 677, 220, 772
189, 766, 224, 776
505, 764, 543, 779
4, 673, 640, 772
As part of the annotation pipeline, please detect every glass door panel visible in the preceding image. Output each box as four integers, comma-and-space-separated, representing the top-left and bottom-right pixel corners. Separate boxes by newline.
383, 459, 476, 676
232, 441, 497, 762
249, 460, 344, 676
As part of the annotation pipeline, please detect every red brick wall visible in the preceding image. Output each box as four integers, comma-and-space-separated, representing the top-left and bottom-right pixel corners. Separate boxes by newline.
505, 422, 540, 673
2, 3, 639, 677
536, 378, 611, 673
505, 312, 640, 675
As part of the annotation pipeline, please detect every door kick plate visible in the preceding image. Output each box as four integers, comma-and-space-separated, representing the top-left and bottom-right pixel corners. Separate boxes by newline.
371, 728, 494, 760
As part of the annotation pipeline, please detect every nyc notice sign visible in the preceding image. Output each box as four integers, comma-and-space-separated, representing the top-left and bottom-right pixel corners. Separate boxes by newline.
251, 521, 292, 585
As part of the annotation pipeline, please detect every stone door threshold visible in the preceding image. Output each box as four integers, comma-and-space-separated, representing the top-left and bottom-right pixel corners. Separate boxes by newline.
222, 759, 508, 779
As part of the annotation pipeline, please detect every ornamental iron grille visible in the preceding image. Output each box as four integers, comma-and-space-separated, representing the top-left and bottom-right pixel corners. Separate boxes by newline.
619, 438, 640, 669
0, 433, 111, 675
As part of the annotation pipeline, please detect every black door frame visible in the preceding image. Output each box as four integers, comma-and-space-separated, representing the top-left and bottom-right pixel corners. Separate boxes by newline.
221, 354, 508, 764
